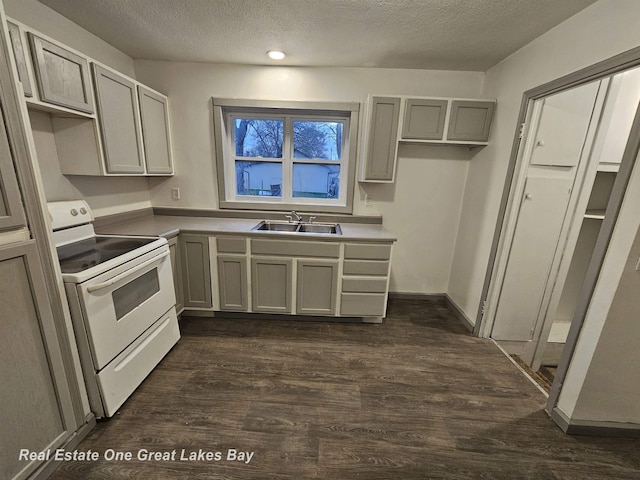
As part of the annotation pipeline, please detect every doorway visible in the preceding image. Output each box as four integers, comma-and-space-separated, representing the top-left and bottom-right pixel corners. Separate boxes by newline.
479, 59, 640, 397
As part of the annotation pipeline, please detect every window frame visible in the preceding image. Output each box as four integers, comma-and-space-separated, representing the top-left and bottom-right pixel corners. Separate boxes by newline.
213, 98, 360, 214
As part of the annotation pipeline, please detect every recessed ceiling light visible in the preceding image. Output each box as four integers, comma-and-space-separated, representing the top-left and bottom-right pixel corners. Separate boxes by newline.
267, 50, 286, 60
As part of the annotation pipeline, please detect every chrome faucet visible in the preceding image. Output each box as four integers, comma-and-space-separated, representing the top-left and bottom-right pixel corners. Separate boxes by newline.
286, 210, 303, 223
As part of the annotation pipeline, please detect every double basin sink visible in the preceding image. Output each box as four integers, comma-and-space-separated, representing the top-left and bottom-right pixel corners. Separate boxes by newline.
252, 220, 342, 235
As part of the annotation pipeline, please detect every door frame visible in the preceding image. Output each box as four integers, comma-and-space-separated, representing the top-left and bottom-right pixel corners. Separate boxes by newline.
474, 45, 640, 413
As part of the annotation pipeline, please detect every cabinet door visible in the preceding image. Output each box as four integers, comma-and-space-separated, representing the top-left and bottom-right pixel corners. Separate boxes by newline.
0, 102, 27, 232
138, 86, 173, 174
492, 176, 573, 341
28, 33, 93, 113
0, 243, 68, 480
251, 257, 292, 313
179, 235, 212, 308
362, 96, 400, 182
447, 100, 495, 142
6, 22, 32, 97
401, 98, 447, 140
218, 255, 248, 311
168, 237, 184, 313
297, 259, 339, 315
529, 82, 599, 167
92, 64, 145, 174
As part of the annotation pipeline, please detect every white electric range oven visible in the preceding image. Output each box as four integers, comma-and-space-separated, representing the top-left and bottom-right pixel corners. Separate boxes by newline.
48, 200, 180, 418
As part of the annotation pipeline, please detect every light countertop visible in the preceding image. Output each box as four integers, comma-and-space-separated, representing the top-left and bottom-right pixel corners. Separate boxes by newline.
96, 214, 397, 243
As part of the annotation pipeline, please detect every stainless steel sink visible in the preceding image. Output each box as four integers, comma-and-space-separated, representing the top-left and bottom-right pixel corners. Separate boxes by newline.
252, 221, 299, 232
297, 223, 342, 234
252, 221, 341, 235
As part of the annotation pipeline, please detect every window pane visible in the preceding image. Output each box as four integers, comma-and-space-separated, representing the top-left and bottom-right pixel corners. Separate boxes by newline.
234, 119, 283, 158
293, 121, 342, 160
292, 163, 340, 198
235, 161, 282, 197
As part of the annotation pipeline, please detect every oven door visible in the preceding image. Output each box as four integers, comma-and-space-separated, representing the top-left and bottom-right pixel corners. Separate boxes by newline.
76, 247, 176, 370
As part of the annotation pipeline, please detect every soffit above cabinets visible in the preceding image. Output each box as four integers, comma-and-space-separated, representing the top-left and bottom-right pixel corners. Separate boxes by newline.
36, 0, 597, 71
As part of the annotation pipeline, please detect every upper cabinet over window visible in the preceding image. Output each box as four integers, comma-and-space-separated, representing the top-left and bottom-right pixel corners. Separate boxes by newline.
28, 32, 94, 114
360, 94, 496, 183
213, 99, 360, 214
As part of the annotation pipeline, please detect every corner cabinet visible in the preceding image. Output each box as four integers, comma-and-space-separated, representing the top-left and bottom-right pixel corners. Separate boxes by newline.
360, 94, 496, 183
179, 235, 212, 309
138, 86, 174, 174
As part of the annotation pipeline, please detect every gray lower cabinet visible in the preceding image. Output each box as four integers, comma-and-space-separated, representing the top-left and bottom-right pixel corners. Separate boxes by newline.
341, 243, 392, 317
28, 32, 94, 113
179, 235, 212, 308
297, 259, 339, 315
401, 98, 448, 140
138, 85, 173, 174
168, 237, 184, 313
218, 255, 248, 311
92, 64, 145, 174
251, 257, 293, 313
0, 243, 69, 480
361, 96, 401, 182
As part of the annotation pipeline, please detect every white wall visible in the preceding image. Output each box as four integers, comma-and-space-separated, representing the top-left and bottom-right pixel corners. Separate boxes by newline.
29, 111, 152, 216
134, 61, 484, 293
448, 0, 640, 324
6, 0, 151, 217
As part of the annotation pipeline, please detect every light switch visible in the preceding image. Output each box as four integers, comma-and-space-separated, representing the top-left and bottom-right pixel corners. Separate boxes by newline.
171, 187, 180, 200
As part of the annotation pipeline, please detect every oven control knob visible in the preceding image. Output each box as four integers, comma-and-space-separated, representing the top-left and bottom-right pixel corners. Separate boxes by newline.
80, 207, 87, 215
70, 209, 79, 216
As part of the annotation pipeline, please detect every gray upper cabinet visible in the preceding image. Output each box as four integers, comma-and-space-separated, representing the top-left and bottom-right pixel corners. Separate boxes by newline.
28, 33, 93, 113
92, 64, 145, 174
361, 96, 401, 182
447, 100, 495, 142
6, 22, 32, 97
401, 98, 447, 140
138, 85, 173, 174
0, 103, 26, 232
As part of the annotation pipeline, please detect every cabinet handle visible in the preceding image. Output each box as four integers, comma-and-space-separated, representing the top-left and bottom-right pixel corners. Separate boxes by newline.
524, 193, 533, 200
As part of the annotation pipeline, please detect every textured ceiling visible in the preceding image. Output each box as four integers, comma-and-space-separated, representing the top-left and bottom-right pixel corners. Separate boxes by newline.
38, 0, 598, 71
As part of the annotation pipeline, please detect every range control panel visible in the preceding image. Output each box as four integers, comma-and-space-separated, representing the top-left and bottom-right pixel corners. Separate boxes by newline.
48, 200, 94, 231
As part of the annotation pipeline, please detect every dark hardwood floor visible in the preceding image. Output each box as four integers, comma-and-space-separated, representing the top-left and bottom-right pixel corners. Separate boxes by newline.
50, 298, 640, 479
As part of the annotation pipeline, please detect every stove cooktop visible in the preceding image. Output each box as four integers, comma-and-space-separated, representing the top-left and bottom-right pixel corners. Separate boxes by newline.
56, 236, 157, 274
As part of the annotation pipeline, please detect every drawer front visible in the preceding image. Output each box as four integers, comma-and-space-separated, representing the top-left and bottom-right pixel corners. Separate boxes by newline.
342, 276, 388, 293
343, 259, 389, 276
252, 239, 340, 258
340, 293, 387, 317
344, 243, 392, 260
217, 236, 247, 254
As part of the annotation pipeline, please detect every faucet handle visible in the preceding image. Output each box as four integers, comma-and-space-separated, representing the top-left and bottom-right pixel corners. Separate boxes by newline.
285, 215, 293, 223
308, 216, 316, 224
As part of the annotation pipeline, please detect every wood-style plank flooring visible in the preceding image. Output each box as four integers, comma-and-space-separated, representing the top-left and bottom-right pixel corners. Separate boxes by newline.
50, 298, 640, 479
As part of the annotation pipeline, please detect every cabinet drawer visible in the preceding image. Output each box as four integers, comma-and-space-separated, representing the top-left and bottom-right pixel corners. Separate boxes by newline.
252, 239, 339, 258
343, 259, 389, 276
342, 277, 387, 293
217, 236, 247, 254
344, 243, 392, 260
340, 293, 387, 317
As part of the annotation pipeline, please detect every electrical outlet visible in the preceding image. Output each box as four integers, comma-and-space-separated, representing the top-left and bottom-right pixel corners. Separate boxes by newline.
365, 194, 373, 206
171, 187, 180, 200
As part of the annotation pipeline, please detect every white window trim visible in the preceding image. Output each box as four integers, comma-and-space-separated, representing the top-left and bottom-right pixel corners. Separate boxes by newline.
213, 98, 360, 214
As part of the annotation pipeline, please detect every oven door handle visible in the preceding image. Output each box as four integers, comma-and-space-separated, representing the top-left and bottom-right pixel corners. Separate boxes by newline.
86, 250, 170, 293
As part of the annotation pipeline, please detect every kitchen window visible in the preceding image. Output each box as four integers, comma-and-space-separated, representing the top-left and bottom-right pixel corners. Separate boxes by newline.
213, 99, 360, 213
